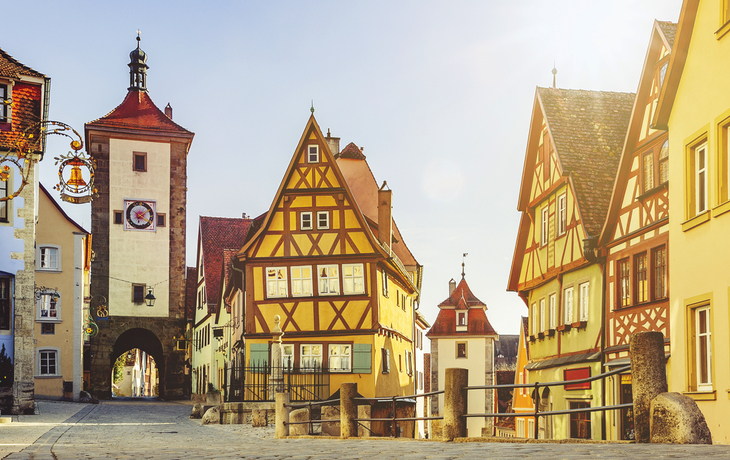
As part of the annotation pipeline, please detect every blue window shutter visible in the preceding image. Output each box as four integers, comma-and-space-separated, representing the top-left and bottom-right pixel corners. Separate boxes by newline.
352, 344, 372, 373
249, 343, 269, 366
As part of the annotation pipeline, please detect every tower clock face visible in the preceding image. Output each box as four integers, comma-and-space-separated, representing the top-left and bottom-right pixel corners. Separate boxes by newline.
124, 199, 156, 231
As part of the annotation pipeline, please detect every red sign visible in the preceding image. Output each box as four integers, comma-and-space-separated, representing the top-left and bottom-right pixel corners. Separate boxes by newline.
564, 367, 591, 390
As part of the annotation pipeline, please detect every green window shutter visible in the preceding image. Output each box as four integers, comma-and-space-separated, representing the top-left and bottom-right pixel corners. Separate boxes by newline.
352, 344, 372, 373
248, 343, 269, 366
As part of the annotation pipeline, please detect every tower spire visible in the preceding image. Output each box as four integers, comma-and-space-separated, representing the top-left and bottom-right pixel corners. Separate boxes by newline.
128, 31, 149, 91
552, 62, 558, 89
461, 253, 468, 279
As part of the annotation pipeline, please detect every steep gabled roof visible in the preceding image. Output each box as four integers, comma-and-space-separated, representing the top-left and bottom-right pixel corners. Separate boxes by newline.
537, 87, 634, 237
657, 21, 677, 49
438, 278, 486, 307
426, 278, 497, 338
335, 142, 367, 160
0, 47, 45, 79
200, 216, 252, 313
85, 90, 193, 136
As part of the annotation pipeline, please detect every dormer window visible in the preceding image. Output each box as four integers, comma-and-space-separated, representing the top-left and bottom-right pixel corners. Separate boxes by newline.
456, 311, 467, 331
0, 84, 8, 122
308, 145, 319, 163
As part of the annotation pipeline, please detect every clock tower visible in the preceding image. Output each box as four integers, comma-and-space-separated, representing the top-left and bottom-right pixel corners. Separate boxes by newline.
85, 36, 194, 399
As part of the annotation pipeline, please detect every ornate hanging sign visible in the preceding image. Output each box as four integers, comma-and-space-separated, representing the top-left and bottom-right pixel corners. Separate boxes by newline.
54, 149, 97, 204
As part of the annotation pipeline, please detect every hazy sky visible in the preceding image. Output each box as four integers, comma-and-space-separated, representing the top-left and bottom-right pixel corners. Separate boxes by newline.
7, 0, 682, 336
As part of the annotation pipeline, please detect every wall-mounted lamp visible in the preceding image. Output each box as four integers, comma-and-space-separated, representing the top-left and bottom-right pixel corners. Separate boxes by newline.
145, 287, 156, 307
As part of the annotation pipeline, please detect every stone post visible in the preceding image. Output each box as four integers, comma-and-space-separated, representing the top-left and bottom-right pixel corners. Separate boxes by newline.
340, 382, 358, 438
443, 367, 468, 441
269, 315, 284, 398
630, 331, 667, 443
275, 392, 290, 439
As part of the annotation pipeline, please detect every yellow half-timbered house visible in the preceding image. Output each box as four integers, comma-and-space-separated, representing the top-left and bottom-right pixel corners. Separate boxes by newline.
598, 20, 676, 441
232, 115, 422, 400
508, 86, 633, 440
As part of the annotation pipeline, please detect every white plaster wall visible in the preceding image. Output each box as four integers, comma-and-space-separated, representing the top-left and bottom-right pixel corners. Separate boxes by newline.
437, 337, 487, 438
108, 139, 170, 317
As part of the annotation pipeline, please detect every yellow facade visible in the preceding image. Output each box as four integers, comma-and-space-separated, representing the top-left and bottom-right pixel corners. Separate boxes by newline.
658, 0, 730, 444
238, 115, 420, 400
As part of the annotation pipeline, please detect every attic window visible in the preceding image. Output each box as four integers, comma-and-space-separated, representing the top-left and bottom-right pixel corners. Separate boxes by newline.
457, 311, 467, 327
308, 145, 319, 163
0, 84, 7, 122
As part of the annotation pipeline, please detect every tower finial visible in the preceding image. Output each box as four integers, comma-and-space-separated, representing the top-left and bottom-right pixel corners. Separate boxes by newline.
310, 100, 315, 114
128, 32, 149, 91
461, 253, 468, 279
552, 62, 558, 89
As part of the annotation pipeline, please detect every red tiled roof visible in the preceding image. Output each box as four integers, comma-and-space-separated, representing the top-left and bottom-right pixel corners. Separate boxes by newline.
0, 83, 43, 152
200, 216, 252, 313
538, 88, 634, 237
185, 267, 197, 321
86, 90, 192, 135
0, 47, 45, 79
222, 249, 237, 314
427, 278, 497, 337
335, 142, 367, 160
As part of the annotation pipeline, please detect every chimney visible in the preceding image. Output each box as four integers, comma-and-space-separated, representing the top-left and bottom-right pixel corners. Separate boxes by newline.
449, 278, 456, 296
378, 181, 392, 250
165, 103, 173, 119
325, 128, 340, 157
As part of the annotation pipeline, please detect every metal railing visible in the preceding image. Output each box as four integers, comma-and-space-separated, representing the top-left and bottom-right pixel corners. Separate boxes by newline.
224, 362, 330, 402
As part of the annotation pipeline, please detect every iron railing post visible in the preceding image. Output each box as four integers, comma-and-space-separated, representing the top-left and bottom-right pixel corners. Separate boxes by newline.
533, 381, 540, 440
392, 396, 397, 437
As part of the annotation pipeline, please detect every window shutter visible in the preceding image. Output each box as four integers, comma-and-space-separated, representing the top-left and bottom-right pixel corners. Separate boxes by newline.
352, 344, 372, 373
248, 343, 269, 366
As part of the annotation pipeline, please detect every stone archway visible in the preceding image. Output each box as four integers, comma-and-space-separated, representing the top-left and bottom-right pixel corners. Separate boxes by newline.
112, 328, 165, 397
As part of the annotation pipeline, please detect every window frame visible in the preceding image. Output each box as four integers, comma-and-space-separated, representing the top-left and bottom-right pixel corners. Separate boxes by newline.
266, 267, 288, 298
0, 83, 7, 122
548, 293, 556, 330
381, 269, 388, 297
342, 263, 365, 295
617, 258, 631, 308
659, 140, 669, 185
578, 282, 589, 322
328, 343, 352, 372
692, 304, 713, 392
290, 265, 313, 297
381, 348, 390, 373
557, 193, 567, 236
300, 212, 313, 231
0, 276, 11, 331
316, 211, 329, 230
695, 142, 708, 215
317, 265, 340, 296
307, 144, 319, 163
156, 213, 166, 227
642, 151, 655, 193
457, 311, 467, 327
540, 206, 549, 247
456, 342, 467, 359
36, 290, 61, 321
634, 252, 649, 304
133, 151, 147, 172
563, 286, 574, 325
539, 298, 546, 332
36, 347, 61, 377
300, 343, 323, 371
0, 172, 9, 223
132, 284, 146, 304
37, 245, 61, 271
652, 245, 668, 301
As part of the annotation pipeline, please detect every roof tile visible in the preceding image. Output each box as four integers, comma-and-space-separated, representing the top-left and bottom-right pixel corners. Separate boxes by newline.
86, 90, 192, 135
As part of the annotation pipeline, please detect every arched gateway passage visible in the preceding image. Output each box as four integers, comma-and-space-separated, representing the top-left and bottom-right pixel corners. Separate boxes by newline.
111, 329, 164, 398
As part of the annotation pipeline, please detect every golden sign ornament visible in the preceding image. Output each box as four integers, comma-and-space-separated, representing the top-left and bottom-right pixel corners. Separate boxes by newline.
54, 150, 97, 204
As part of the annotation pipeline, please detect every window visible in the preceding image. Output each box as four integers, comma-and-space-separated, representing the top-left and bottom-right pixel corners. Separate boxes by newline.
406, 350, 413, 376
659, 140, 669, 185
693, 305, 712, 392
0, 176, 8, 223
557, 193, 567, 236
456, 342, 467, 358
300, 344, 322, 370
37, 246, 61, 271
318, 265, 339, 295
618, 259, 630, 308
133, 284, 145, 304
569, 401, 591, 439
549, 293, 556, 329
290, 266, 312, 297
156, 213, 166, 227
541, 206, 548, 246
0, 277, 10, 331
307, 145, 319, 163
0, 84, 7, 121
527, 419, 535, 438
579, 282, 589, 322
653, 246, 667, 300
635, 253, 648, 303
457, 311, 467, 327
342, 264, 364, 294
317, 211, 329, 229
266, 267, 288, 298
328, 344, 351, 372
723, 123, 730, 203
114, 211, 123, 225
643, 152, 654, 192
37, 349, 59, 376
41, 323, 55, 334
539, 298, 546, 332
133, 152, 147, 172
381, 269, 388, 297
530, 303, 537, 335
300, 212, 313, 230
37, 291, 60, 320
516, 419, 525, 438
563, 287, 573, 325
282, 344, 294, 369
381, 348, 390, 373
694, 141, 709, 215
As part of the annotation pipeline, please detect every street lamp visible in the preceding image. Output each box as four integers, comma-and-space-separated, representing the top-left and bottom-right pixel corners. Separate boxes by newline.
145, 288, 156, 307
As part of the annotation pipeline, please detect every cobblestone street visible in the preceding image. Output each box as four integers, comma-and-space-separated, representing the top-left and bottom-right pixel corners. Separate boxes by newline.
2, 400, 730, 459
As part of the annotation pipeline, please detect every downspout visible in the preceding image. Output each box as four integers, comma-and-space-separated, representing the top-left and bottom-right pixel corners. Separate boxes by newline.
600, 258, 607, 440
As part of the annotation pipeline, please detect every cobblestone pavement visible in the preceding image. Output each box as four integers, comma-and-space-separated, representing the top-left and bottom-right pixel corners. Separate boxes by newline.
3, 400, 730, 459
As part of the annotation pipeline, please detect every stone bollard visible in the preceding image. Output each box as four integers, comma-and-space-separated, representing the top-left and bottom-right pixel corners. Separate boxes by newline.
443, 368, 468, 441
275, 392, 290, 439
630, 331, 668, 443
340, 382, 358, 438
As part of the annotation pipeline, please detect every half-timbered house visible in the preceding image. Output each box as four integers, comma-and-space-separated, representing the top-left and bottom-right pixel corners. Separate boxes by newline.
598, 20, 676, 441
508, 86, 634, 440
231, 115, 422, 403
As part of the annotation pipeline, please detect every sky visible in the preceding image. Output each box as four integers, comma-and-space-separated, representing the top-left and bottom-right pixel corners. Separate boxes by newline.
6, 0, 682, 337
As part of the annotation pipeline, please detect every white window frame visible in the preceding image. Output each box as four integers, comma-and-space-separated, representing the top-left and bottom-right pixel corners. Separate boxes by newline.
37, 245, 61, 271
37, 290, 61, 321
300, 212, 313, 231
36, 347, 60, 377
695, 305, 712, 392
381, 269, 389, 297
564, 287, 574, 325
549, 293, 556, 329
266, 267, 288, 298
300, 343, 323, 371
557, 193, 567, 236
317, 265, 340, 295
307, 145, 319, 163
290, 266, 313, 297
539, 298, 546, 332
457, 311, 467, 326
541, 206, 549, 246
328, 344, 351, 372
531, 303, 537, 335
516, 418, 525, 438
0, 83, 8, 121
342, 264, 365, 294
579, 282, 589, 322
282, 344, 294, 369
317, 211, 329, 230
695, 142, 708, 215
